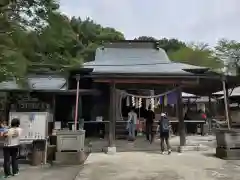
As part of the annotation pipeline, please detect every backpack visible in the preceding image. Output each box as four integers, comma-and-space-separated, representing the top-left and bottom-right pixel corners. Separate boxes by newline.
161, 117, 169, 132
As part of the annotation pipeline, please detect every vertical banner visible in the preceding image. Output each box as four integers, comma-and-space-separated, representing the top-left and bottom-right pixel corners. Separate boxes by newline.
159, 96, 163, 104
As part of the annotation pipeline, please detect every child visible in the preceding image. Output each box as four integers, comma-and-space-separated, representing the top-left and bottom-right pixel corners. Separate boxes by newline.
0, 121, 8, 137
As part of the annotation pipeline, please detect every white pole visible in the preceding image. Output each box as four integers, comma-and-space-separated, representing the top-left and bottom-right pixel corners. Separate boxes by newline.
74, 75, 80, 131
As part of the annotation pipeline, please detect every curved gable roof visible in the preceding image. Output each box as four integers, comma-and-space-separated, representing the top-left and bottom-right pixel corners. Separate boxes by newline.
84, 42, 206, 75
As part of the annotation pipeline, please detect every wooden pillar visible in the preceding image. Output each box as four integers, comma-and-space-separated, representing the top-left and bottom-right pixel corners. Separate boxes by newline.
108, 82, 116, 147
208, 94, 212, 132
176, 86, 186, 146
222, 78, 231, 129
115, 90, 122, 121
52, 94, 56, 122
208, 95, 212, 116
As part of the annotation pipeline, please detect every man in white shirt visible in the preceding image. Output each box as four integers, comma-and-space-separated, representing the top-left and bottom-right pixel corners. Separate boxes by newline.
3, 118, 22, 177
127, 107, 137, 141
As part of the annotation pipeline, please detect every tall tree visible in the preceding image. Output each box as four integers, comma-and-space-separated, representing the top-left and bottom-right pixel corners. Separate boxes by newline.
0, 0, 28, 82
215, 39, 240, 75
29, 13, 82, 71
158, 38, 186, 53
70, 17, 125, 62
135, 37, 186, 53
0, 0, 60, 81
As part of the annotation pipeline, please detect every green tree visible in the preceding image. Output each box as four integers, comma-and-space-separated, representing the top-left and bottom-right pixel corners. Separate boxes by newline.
0, 0, 60, 81
70, 17, 125, 62
134, 36, 157, 41
169, 45, 223, 69
215, 39, 240, 75
158, 38, 186, 53
0, 0, 29, 82
29, 13, 82, 71
135, 37, 186, 53
134, 37, 222, 69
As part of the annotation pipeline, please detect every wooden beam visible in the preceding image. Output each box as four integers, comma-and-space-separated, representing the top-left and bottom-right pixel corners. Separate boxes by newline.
108, 82, 116, 147
222, 79, 231, 129
208, 94, 212, 133
94, 78, 198, 85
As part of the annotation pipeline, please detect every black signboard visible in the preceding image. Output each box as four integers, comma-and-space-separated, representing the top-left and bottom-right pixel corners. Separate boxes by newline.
11, 93, 48, 112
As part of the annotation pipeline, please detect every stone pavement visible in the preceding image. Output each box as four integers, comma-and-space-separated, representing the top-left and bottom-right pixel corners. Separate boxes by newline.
87, 135, 216, 152
0, 164, 81, 180
0, 135, 221, 180
75, 150, 240, 180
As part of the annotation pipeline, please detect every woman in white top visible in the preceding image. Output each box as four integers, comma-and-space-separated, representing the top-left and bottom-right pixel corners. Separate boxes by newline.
3, 118, 22, 178
127, 107, 137, 141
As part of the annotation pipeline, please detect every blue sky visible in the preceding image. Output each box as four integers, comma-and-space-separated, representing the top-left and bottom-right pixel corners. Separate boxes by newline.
60, 0, 240, 45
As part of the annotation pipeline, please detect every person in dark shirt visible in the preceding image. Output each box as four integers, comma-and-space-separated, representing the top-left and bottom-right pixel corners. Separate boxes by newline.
157, 113, 171, 154
145, 107, 155, 143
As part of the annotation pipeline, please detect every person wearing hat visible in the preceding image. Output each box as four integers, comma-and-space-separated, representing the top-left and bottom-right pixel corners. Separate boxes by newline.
157, 113, 171, 154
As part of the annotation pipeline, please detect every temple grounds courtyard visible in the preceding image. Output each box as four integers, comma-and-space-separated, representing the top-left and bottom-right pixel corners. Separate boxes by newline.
75, 150, 240, 180
2, 136, 240, 180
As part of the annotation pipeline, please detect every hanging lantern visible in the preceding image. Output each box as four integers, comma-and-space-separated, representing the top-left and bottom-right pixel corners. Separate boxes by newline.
126, 96, 130, 107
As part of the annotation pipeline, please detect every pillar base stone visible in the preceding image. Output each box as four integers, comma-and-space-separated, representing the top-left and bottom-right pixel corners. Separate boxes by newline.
106, 146, 116, 155
178, 144, 209, 153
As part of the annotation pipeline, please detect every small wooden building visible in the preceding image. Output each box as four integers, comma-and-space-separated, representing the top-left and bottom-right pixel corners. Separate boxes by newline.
81, 41, 240, 147
0, 40, 239, 150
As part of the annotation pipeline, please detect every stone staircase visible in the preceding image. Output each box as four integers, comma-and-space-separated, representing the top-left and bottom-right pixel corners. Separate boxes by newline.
116, 121, 128, 139
115, 121, 159, 139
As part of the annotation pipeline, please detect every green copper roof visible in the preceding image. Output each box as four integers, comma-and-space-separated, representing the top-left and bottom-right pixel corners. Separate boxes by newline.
0, 75, 67, 90
84, 42, 205, 75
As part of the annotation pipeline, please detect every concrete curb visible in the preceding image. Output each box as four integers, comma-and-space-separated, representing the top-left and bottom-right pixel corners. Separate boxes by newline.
98, 144, 211, 153
176, 144, 210, 153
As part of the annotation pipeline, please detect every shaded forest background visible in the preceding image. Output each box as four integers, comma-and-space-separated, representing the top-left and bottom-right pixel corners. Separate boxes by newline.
1, 0, 240, 83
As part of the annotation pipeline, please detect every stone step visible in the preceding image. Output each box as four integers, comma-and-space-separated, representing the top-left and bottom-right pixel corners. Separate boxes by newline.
216, 147, 240, 160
